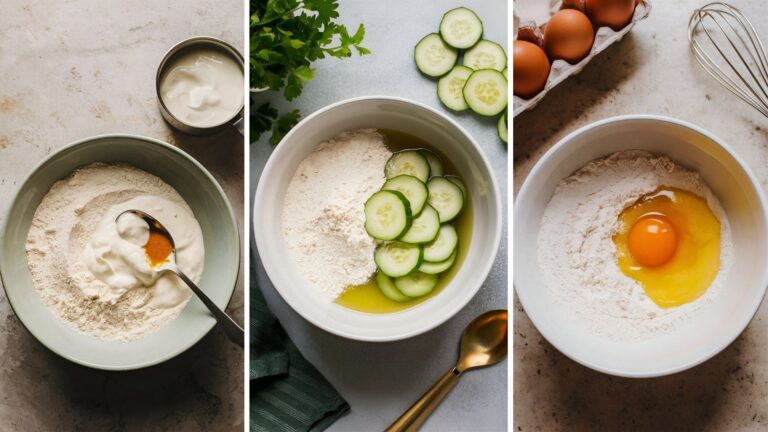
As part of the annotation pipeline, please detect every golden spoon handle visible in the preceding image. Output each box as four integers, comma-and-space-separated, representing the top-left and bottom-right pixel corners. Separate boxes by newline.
384, 367, 461, 432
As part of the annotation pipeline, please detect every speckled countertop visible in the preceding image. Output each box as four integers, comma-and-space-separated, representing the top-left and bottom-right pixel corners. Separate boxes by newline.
514, 1, 768, 431
251, 1, 508, 431
0, 1, 244, 430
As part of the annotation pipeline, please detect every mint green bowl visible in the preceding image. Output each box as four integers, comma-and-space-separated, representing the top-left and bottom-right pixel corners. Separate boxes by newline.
0, 135, 239, 370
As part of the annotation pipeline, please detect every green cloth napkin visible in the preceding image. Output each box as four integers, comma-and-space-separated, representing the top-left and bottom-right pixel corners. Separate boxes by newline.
251, 253, 350, 432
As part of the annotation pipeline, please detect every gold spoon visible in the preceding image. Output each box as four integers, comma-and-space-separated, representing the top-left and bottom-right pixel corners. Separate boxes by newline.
117, 209, 244, 347
385, 309, 508, 432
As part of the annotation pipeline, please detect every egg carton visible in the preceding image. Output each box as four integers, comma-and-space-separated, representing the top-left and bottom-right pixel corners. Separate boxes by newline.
513, 0, 652, 117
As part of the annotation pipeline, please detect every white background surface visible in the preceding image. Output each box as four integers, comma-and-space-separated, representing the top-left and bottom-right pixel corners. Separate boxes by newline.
514, 0, 768, 430
251, 1, 509, 431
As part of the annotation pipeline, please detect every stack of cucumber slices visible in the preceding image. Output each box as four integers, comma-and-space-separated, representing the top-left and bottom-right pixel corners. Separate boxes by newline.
364, 149, 466, 302
414, 7, 508, 143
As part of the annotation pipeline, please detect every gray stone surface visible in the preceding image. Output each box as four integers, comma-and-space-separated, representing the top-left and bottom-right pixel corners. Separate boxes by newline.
251, 1, 508, 431
514, 1, 768, 430
0, 1, 244, 430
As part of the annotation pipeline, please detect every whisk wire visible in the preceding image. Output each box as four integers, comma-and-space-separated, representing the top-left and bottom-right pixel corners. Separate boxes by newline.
719, 7, 768, 104
718, 9, 768, 96
689, 2, 768, 118
698, 8, 768, 112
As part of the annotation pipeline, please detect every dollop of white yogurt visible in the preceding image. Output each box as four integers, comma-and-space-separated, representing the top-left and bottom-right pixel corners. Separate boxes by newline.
81, 195, 205, 308
160, 46, 244, 128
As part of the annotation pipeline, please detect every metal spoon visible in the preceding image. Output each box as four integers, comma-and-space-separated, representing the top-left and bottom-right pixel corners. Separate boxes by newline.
385, 309, 508, 432
117, 210, 244, 347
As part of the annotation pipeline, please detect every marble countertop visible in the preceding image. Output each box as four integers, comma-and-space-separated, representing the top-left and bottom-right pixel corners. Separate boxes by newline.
0, 1, 244, 430
514, 0, 768, 430
251, 0, 508, 431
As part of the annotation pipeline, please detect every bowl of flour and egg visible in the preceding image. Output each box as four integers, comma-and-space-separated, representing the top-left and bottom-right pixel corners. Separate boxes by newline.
253, 96, 502, 342
515, 115, 768, 377
0, 135, 239, 370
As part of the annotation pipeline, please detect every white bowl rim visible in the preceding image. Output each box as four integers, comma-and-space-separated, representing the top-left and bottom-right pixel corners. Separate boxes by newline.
253, 95, 503, 342
514, 114, 768, 378
0, 133, 241, 370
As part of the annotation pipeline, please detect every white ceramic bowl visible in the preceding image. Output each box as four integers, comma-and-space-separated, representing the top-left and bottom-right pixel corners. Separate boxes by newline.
253, 96, 502, 341
0, 135, 240, 370
515, 115, 768, 377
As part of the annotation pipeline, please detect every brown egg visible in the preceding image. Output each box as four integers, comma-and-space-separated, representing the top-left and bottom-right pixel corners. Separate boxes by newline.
585, 0, 636, 31
544, 9, 595, 64
513, 40, 550, 99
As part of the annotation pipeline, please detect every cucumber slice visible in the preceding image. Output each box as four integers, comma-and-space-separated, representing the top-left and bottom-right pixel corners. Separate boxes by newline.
382, 175, 428, 216
427, 177, 465, 222
439, 7, 483, 49
400, 204, 440, 244
498, 113, 508, 143
463, 69, 508, 117
437, 65, 473, 112
502, 67, 508, 79
414, 33, 458, 78
419, 250, 457, 274
463, 40, 507, 71
374, 242, 423, 278
423, 224, 458, 262
385, 150, 431, 183
376, 271, 412, 302
394, 271, 438, 297
364, 190, 412, 241
445, 175, 467, 198
419, 149, 444, 177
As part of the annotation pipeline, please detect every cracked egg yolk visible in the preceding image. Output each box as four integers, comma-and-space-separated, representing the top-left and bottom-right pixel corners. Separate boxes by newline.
612, 187, 721, 308
628, 215, 677, 267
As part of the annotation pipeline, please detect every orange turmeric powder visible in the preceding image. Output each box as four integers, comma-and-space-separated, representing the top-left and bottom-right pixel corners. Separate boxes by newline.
144, 230, 173, 267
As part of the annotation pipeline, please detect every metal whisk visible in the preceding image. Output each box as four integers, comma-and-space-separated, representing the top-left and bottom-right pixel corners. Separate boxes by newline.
689, 2, 768, 118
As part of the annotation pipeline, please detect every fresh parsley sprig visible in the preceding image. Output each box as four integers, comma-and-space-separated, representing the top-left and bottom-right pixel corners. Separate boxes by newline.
250, 0, 369, 145
251, 0, 369, 98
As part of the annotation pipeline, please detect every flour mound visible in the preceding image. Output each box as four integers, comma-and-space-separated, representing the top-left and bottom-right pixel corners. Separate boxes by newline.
25, 163, 202, 341
537, 151, 734, 340
282, 129, 392, 299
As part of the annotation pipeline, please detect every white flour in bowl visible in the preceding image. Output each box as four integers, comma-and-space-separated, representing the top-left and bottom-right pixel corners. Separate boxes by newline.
282, 129, 392, 300
537, 151, 734, 340
25, 163, 204, 341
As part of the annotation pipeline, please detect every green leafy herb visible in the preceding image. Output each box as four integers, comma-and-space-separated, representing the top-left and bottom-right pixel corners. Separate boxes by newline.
251, 0, 368, 96
250, 0, 369, 144
269, 108, 301, 145
251, 103, 278, 142
251, 103, 301, 146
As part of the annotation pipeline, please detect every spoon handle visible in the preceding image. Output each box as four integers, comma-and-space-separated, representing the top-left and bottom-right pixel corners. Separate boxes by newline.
176, 270, 245, 347
385, 367, 461, 432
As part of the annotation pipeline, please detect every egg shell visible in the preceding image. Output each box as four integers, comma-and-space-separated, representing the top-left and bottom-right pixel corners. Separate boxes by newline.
517, 26, 542, 45
585, 0, 636, 31
513, 40, 551, 99
544, 9, 595, 64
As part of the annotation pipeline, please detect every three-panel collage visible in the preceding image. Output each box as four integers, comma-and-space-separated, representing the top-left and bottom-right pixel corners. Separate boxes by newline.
1, 0, 767, 431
